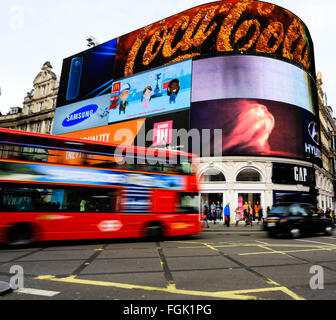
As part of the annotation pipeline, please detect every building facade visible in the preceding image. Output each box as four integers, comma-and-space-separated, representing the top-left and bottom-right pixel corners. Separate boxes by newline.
316, 72, 336, 211
0, 62, 58, 134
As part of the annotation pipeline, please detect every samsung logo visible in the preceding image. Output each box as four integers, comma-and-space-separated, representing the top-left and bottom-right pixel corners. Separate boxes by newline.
62, 104, 98, 127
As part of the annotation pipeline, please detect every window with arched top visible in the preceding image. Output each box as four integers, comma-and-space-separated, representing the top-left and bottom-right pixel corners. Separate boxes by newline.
236, 168, 262, 182
200, 168, 226, 183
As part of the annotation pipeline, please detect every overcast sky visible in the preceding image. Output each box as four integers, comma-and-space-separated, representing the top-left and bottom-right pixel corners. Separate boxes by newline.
0, 0, 335, 115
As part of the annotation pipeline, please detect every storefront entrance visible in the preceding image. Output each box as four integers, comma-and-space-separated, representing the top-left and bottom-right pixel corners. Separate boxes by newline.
200, 192, 224, 222
237, 192, 263, 220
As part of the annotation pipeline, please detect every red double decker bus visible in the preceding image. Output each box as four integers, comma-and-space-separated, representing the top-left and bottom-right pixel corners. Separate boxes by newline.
0, 128, 202, 245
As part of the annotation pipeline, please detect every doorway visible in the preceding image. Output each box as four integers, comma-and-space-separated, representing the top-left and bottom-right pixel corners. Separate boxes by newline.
200, 192, 224, 222
237, 192, 262, 220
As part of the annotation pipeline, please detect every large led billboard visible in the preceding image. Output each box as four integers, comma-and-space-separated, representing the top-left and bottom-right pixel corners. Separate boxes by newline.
114, 0, 315, 78
53, 0, 320, 167
192, 55, 318, 115
56, 0, 315, 111
53, 94, 110, 135
108, 60, 192, 124
57, 38, 117, 108
190, 98, 321, 165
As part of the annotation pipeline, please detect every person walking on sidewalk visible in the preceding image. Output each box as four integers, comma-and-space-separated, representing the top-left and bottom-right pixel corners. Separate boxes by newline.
248, 201, 253, 227
210, 202, 217, 224
224, 202, 231, 227
235, 207, 242, 227
254, 201, 261, 224
203, 201, 210, 228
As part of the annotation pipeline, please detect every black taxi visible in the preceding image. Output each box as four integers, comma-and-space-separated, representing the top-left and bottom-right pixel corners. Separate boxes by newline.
264, 203, 334, 238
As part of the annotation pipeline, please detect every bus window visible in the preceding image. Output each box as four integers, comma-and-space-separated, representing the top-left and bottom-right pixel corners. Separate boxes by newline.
0, 185, 118, 213
178, 192, 199, 213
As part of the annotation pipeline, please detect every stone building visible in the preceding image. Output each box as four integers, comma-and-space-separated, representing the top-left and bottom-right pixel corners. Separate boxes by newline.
316, 72, 336, 210
0, 62, 58, 134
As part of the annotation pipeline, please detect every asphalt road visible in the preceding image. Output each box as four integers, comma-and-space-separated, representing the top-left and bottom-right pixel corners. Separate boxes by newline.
0, 227, 336, 301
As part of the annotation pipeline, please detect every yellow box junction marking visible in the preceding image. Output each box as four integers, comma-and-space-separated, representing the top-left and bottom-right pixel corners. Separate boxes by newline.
34, 239, 316, 300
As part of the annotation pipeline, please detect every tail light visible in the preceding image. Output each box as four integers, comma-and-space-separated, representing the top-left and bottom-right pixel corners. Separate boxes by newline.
280, 218, 288, 223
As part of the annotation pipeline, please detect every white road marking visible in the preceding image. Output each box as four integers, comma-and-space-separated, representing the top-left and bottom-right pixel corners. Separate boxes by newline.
255, 240, 270, 245
16, 287, 60, 297
296, 239, 336, 247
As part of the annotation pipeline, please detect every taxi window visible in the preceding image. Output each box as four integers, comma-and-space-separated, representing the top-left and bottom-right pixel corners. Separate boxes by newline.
289, 204, 309, 217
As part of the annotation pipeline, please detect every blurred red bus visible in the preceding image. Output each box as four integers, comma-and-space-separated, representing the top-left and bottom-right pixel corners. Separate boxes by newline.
0, 128, 202, 245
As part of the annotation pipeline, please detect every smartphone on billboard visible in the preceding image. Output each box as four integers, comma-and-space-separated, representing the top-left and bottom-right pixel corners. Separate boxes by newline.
66, 57, 83, 101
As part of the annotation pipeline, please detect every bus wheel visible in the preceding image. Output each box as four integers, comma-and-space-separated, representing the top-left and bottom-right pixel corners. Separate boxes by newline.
146, 222, 163, 241
7, 223, 34, 246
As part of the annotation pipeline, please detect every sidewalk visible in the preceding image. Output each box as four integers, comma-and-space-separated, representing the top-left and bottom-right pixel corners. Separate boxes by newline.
203, 221, 264, 232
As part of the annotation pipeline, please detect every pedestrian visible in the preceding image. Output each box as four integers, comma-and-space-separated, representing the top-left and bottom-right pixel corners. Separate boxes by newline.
235, 207, 241, 227
203, 201, 209, 228
243, 201, 249, 225
220, 202, 224, 220
259, 207, 264, 224
254, 201, 261, 224
248, 201, 253, 227
216, 201, 222, 222
210, 202, 216, 224
224, 202, 231, 227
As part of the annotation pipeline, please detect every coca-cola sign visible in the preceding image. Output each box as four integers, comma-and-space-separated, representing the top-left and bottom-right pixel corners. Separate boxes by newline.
114, 0, 315, 78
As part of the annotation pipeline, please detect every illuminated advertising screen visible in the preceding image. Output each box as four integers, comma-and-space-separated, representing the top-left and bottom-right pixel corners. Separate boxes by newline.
114, 0, 315, 79
108, 60, 192, 124
53, 94, 110, 135
135, 110, 190, 151
190, 98, 321, 164
192, 56, 318, 115
56, 38, 117, 108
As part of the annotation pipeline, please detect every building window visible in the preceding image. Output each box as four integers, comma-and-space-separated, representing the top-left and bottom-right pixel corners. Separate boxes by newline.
35, 122, 41, 133
39, 102, 44, 111
236, 168, 262, 182
200, 168, 226, 183
47, 119, 53, 133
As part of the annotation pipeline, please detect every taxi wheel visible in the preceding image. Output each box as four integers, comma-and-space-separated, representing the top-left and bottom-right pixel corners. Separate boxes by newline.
290, 228, 301, 238
324, 226, 333, 236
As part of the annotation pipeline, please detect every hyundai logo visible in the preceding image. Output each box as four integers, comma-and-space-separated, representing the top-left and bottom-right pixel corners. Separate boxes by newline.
308, 122, 319, 145
62, 104, 98, 127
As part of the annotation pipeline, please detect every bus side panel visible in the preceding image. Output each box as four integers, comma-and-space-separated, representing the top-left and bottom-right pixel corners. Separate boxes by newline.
151, 190, 177, 213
